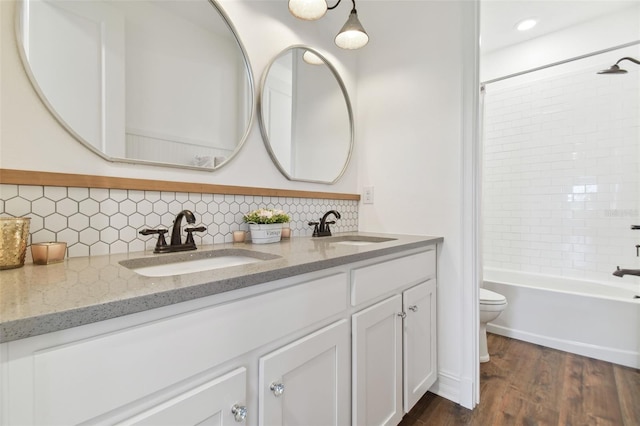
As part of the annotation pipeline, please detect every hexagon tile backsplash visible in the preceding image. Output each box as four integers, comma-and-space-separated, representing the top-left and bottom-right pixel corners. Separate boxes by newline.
0, 184, 358, 258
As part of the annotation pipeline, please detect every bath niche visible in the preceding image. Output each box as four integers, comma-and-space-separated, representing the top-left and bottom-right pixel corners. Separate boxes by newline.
15, 0, 254, 171
259, 46, 354, 184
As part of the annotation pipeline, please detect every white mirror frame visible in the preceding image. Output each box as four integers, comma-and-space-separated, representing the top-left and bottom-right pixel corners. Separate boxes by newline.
258, 45, 354, 184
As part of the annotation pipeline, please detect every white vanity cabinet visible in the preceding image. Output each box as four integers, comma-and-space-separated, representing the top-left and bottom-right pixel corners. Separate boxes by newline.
1, 272, 348, 426
351, 249, 438, 426
402, 279, 438, 412
352, 294, 404, 426
258, 320, 350, 426
0, 242, 439, 426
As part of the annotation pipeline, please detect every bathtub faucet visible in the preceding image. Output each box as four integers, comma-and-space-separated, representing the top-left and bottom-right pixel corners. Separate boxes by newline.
613, 266, 640, 277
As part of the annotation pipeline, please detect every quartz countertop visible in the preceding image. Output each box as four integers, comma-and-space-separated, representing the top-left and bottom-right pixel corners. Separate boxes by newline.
0, 232, 442, 343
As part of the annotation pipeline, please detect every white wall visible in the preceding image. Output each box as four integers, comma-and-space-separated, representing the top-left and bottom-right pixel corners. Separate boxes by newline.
0, 0, 358, 193
356, 0, 479, 407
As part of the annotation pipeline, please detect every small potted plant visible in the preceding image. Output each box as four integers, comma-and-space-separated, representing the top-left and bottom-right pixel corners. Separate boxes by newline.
243, 208, 290, 244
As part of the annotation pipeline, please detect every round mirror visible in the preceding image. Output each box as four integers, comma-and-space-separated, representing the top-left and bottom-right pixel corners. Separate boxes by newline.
15, 0, 254, 170
259, 46, 353, 184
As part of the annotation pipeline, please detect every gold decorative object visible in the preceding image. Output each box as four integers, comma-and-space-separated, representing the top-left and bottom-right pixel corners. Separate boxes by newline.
0, 217, 31, 270
31, 242, 67, 265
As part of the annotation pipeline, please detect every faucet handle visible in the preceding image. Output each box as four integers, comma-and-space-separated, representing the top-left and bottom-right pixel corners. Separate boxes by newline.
308, 221, 319, 237
324, 221, 336, 235
185, 226, 207, 245
139, 228, 169, 250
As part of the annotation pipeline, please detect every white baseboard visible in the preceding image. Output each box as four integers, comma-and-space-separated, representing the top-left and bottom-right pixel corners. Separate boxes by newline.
457, 376, 475, 409
429, 371, 475, 410
487, 324, 640, 369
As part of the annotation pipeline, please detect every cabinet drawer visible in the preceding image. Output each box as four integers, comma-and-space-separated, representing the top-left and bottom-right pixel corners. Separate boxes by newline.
118, 368, 247, 426
27, 273, 348, 425
351, 249, 435, 306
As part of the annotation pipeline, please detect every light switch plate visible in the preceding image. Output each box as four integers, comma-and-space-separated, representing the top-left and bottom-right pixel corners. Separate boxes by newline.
363, 186, 374, 204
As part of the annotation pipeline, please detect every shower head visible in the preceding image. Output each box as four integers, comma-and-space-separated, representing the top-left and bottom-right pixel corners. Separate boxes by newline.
597, 64, 627, 74
598, 57, 640, 75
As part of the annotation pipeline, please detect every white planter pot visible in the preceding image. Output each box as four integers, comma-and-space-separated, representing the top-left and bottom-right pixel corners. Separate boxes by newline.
249, 223, 282, 244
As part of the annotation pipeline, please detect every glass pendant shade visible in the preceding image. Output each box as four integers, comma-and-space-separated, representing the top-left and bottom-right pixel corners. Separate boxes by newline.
288, 0, 327, 20
335, 10, 369, 49
302, 50, 324, 65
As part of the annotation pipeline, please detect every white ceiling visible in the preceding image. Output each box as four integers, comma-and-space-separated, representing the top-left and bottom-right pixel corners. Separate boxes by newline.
480, 0, 638, 53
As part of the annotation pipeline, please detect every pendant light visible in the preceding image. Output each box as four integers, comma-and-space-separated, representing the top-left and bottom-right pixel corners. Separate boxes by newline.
302, 50, 324, 65
289, 0, 369, 50
288, 0, 327, 21
334, 6, 368, 50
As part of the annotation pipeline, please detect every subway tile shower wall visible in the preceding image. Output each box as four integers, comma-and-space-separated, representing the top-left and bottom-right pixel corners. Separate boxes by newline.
0, 184, 358, 258
482, 59, 639, 284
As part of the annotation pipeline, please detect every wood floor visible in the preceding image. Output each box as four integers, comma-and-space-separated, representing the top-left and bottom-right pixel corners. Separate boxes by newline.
399, 333, 640, 426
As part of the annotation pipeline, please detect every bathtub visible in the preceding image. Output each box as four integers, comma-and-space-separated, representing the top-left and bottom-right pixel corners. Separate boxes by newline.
483, 268, 640, 369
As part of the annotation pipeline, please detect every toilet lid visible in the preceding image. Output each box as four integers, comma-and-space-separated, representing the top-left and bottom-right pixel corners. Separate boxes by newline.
480, 288, 507, 305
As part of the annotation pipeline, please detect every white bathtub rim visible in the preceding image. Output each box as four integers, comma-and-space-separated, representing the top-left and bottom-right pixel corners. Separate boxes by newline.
483, 267, 640, 303
484, 267, 639, 292
487, 323, 640, 369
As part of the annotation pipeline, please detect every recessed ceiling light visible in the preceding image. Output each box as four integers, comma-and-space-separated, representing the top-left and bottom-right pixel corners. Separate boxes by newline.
516, 19, 537, 31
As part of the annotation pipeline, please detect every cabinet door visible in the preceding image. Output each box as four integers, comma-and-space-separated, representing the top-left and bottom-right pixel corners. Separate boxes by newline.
118, 367, 247, 425
403, 280, 437, 413
259, 320, 349, 426
352, 295, 403, 426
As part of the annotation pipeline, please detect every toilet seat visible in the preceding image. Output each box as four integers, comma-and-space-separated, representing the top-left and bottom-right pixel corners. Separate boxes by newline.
480, 288, 507, 306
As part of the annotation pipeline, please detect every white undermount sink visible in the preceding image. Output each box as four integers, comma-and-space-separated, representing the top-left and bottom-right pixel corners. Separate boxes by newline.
323, 235, 397, 246
120, 249, 280, 277
336, 241, 377, 246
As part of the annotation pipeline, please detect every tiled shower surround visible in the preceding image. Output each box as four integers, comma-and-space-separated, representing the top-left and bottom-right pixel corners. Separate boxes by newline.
482, 58, 639, 284
0, 184, 358, 258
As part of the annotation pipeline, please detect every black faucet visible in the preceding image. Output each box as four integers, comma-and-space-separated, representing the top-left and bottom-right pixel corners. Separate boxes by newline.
311, 210, 341, 237
171, 210, 196, 246
613, 267, 640, 277
139, 209, 206, 253
632, 225, 640, 257
612, 225, 640, 277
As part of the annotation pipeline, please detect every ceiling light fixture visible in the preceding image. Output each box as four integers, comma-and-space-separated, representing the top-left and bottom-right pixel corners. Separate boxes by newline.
334, 6, 369, 49
288, 0, 327, 21
516, 19, 537, 32
289, 0, 369, 50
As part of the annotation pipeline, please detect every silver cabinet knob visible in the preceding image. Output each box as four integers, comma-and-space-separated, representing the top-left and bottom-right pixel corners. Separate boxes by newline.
408, 305, 418, 312
397, 312, 407, 319
270, 382, 285, 397
231, 404, 247, 422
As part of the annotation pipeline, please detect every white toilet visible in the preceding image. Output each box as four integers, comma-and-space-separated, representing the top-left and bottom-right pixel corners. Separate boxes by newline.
479, 288, 507, 363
